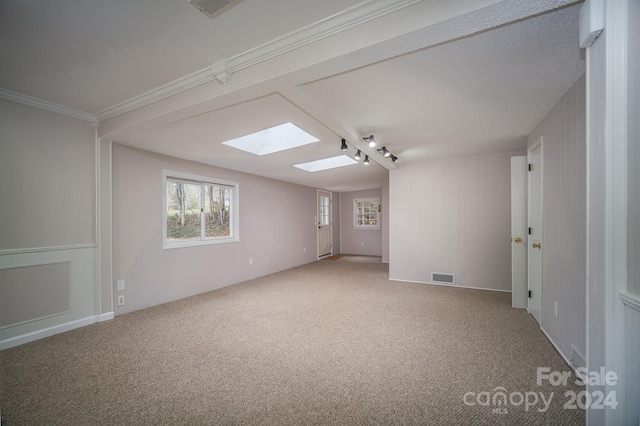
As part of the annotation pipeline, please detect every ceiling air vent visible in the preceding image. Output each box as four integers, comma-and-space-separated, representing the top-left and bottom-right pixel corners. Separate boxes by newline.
431, 272, 455, 285
188, 0, 245, 20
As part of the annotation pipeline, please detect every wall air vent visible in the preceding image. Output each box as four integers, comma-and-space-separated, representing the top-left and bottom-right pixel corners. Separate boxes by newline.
431, 272, 455, 285
188, 0, 245, 20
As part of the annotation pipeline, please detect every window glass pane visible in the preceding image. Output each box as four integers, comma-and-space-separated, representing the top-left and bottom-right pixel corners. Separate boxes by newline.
205, 185, 231, 239
166, 181, 201, 241
320, 196, 330, 225
354, 197, 380, 229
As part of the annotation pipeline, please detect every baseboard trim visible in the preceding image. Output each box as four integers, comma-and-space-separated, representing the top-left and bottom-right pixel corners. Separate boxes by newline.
98, 312, 114, 322
388, 278, 511, 293
0, 314, 109, 350
539, 326, 574, 371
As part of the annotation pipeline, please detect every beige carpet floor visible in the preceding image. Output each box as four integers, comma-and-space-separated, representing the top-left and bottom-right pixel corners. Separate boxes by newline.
0, 256, 584, 425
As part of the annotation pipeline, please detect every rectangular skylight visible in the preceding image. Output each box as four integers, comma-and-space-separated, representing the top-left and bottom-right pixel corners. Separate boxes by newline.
222, 122, 319, 155
294, 155, 358, 172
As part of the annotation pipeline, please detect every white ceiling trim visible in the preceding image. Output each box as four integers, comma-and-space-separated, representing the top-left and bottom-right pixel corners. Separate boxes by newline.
0, 88, 96, 124
94, 67, 218, 122
94, 0, 423, 122
226, 0, 424, 71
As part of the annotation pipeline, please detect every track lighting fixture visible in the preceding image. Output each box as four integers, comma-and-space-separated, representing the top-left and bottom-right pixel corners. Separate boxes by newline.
363, 135, 376, 147
339, 136, 398, 164
377, 146, 391, 158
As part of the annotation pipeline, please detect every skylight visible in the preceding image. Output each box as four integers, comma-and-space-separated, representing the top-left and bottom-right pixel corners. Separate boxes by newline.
222, 122, 319, 155
294, 155, 358, 172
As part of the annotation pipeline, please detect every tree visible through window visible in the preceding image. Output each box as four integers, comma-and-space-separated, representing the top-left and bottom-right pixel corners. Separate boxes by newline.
354, 197, 380, 229
163, 171, 239, 248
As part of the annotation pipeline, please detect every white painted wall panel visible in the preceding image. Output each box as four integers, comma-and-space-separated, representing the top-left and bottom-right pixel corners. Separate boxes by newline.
0, 99, 96, 250
586, 30, 606, 426
0, 262, 69, 327
112, 144, 320, 314
389, 151, 519, 291
339, 188, 383, 256
626, 0, 640, 420
628, 0, 640, 298
0, 99, 100, 349
527, 74, 586, 364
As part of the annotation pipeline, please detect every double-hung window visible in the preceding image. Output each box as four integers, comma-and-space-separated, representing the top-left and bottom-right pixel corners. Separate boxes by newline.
163, 171, 239, 249
354, 197, 380, 229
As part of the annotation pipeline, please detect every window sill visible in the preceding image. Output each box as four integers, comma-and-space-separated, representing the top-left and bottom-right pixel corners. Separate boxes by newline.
163, 237, 239, 250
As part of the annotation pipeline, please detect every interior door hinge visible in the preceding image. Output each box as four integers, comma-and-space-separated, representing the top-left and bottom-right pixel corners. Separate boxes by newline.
528, 290, 532, 298
528, 227, 532, 235
528, 163, 532, 171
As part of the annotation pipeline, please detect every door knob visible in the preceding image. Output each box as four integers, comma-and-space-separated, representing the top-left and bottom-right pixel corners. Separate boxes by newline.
532, 242, 541, 249
514, 237, 522, 243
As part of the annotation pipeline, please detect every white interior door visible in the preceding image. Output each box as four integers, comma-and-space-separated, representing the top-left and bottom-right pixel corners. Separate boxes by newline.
528, 139, 543, 324
317, 190, 332, 258
511, 156, 528, 308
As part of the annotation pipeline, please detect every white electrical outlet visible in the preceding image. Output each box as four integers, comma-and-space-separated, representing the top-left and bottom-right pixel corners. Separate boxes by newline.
554, 302, 559, 318
116, 279, 125, 291
117, 295, 125, 306
249, 258, 253, 266
303, 248, 306, 253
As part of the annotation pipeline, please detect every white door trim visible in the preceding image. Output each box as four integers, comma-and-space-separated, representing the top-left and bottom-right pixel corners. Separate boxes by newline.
527, 137, 543, 324
511, 156, 528, 309
317, 190, 333, 259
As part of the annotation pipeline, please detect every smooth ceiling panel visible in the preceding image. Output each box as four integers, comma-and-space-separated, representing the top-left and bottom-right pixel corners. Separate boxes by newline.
115, 93, 388, 192
0, 0, 364, 113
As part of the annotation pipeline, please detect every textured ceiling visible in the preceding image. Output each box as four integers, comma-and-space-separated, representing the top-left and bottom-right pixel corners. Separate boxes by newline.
297, 4, 585, 161
0, 0, 585, 192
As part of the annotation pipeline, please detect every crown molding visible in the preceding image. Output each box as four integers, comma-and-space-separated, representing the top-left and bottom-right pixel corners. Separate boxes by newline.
226, 0, 424, 72
0, 88, 96, 123
94, 0, 423, 122
94, 67, 218, 121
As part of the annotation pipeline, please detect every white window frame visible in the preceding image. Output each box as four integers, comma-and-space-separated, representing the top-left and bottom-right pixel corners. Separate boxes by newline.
353, 197, 380, 229
162, 170, 239, 249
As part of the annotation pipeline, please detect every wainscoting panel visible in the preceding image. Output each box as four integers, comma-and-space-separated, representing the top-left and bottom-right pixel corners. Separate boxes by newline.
0, 246, 97, 349
0, 261, 70, 328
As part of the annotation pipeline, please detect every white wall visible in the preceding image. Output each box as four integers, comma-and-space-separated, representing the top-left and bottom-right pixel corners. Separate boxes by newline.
586, 27, 607, 426
381, 179, 389, 263
0, 99, 102, 349
586, 0, 639, 421
624, 0, 640, 422
0, 99, 95, 250
112, 144, 321, 314
339, 188, 383, 256
330, 191, 341, 256
628, 0, 640, 299
389, 152, 517, 291
527, 74, 586, 364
